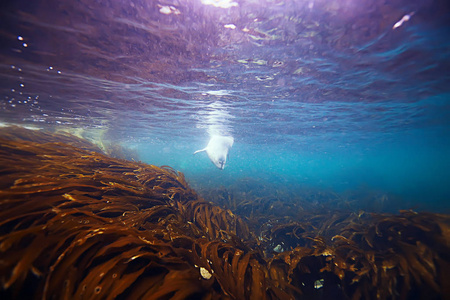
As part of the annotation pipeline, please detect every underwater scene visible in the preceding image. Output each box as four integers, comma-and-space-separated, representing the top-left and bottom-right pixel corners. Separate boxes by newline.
1, 0, 450, 299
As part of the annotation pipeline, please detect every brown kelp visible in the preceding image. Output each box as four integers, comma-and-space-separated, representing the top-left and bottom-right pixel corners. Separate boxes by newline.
0, 127, 449, 299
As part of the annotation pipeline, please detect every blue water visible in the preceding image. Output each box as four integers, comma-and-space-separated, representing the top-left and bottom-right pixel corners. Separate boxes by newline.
1, 0, 449, 212
138, 124, 450, 211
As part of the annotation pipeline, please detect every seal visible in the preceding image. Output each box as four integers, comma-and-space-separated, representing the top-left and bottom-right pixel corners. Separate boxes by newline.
194, 135, 234, 169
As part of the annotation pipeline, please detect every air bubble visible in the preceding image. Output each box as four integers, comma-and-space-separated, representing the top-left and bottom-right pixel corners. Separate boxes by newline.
94, 286, 102, 294
224, 24, 236, 29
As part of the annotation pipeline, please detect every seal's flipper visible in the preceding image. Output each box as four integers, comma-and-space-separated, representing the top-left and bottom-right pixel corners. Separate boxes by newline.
193, 148, 206, 155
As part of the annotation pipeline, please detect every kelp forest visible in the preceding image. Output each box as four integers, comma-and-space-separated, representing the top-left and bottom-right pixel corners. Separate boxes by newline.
0, 127, 449, 300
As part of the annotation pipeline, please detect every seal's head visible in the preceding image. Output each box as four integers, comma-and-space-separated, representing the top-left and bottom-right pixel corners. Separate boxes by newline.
212, 154, 227, 170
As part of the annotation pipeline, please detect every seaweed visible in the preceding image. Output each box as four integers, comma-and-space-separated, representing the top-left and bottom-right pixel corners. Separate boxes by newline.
0, 127, 449, 299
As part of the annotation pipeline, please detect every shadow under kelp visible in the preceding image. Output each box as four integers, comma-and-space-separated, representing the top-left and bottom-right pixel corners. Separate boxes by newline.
0, 127, 449, 300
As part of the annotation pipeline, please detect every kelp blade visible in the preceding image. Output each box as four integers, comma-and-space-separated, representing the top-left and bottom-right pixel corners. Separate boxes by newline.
0, 127, 449, 299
